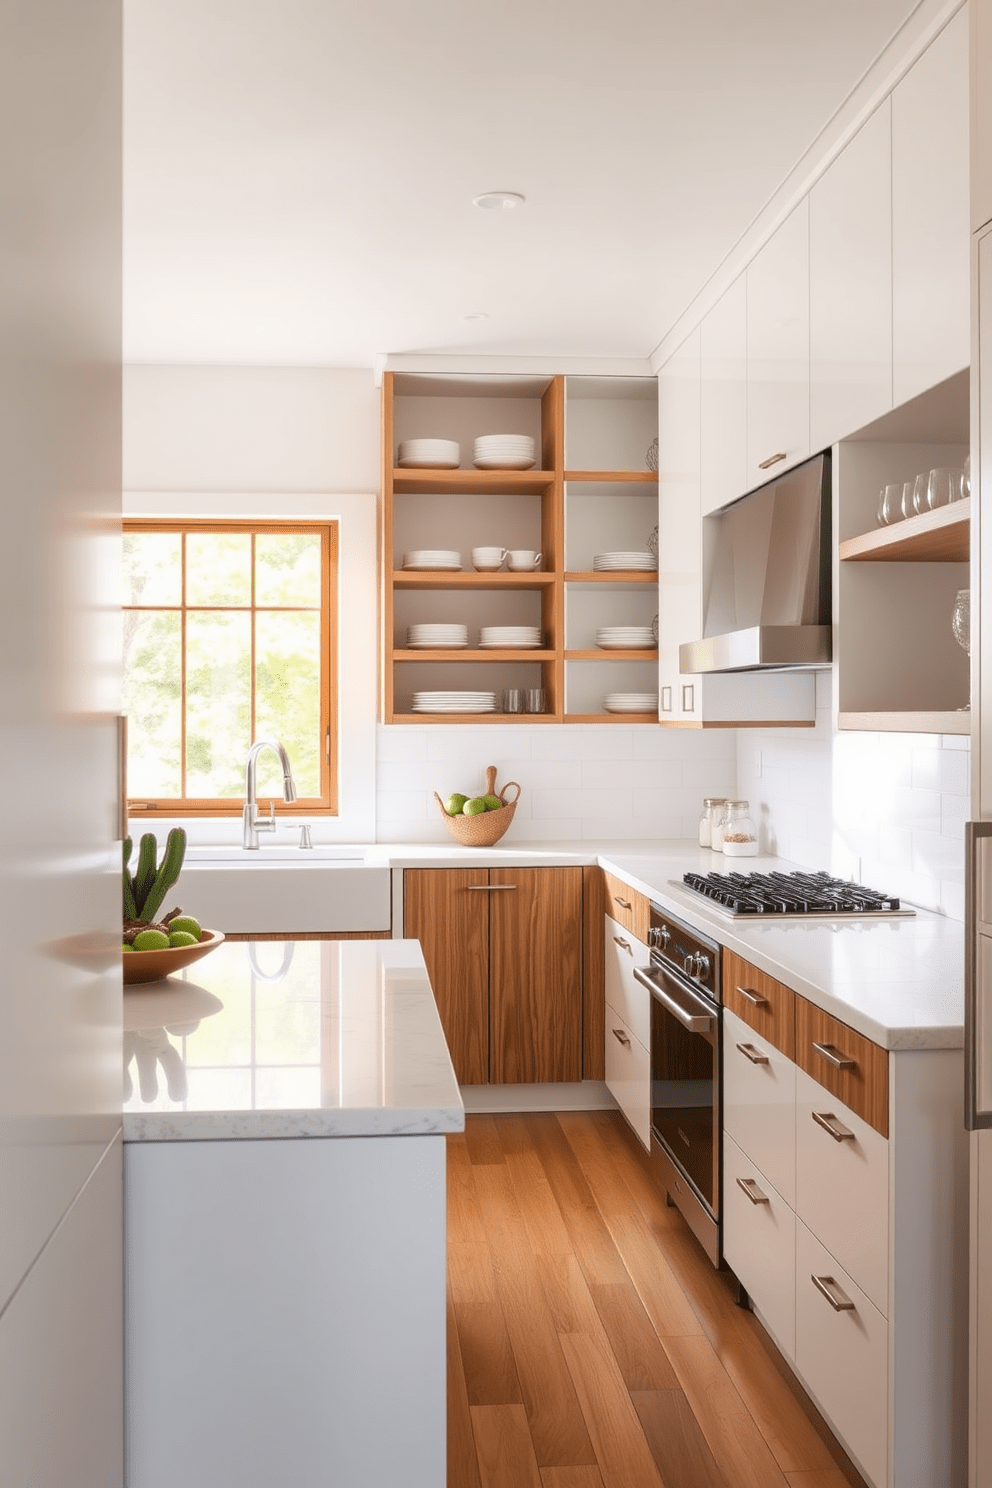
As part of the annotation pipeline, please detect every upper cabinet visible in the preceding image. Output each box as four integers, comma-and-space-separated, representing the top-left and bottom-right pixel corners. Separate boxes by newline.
746, 201, 810, 492
973, 0, 992, 233
700, 276, 747, 516
892, 8, 970, 405
810, 102, 893, 452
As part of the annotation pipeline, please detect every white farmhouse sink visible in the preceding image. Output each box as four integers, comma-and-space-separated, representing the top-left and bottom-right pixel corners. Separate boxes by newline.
180, 849, 390, 934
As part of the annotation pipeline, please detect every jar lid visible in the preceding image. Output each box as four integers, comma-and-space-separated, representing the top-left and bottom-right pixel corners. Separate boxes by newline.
728, 799, 750, 808
702, 797, 726, 806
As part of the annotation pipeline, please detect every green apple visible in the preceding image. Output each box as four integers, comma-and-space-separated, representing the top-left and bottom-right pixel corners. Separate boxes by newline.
482, 795, 503, 810
462, 797, 487, 816
445, 793, 468, 816
168, 931, 198, 948
168, 914, 201, 939
132, 928, 170, 950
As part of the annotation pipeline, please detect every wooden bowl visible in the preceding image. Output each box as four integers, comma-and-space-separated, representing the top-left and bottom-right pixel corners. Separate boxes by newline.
122, 928, 225, 986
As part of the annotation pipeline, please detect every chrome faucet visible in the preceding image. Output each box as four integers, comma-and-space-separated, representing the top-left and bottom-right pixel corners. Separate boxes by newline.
243, 739, 298, 849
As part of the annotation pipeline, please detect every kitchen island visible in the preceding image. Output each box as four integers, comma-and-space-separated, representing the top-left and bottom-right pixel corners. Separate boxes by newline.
123, 938, 463, 1488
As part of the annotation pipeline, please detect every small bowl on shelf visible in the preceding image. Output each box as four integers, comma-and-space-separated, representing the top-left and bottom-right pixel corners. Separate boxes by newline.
123, 928, 225, 986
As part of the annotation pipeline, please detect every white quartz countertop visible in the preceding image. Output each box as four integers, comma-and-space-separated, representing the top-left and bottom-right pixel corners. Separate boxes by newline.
122, 938, 464, 1142
373, 837, 965, 1051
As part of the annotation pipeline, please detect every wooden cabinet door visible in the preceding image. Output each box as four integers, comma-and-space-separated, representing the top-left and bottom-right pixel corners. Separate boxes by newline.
489, 867, 583, 1084
404, 868, 489, 1084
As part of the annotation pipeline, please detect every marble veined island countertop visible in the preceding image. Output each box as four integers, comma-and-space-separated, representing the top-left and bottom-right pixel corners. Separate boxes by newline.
122, 937, 464, 1142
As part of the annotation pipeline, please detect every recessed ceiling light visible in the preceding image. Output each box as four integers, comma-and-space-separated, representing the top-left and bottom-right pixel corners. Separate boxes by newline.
472, 191, 525, 211
460, 312, 489, 322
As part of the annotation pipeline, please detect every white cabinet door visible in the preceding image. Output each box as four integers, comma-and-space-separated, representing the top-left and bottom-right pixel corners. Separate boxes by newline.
973, 0, 992, 233
746, 201, 809, 491
603, 915, 651, 1048
794, 1067, 889, 1316
723, 1006, 797, 1205
892, 9, 970, 405
700, 275, 747, 515
810, 101, 892, 451
723, 1132, 796, 1360
657, 329, 701, 722
604, 1001, 650, 1150
796, 1220, 888, 1488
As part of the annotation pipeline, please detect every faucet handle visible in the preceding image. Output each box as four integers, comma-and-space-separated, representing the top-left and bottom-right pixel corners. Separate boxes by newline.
299, 825, 313, 850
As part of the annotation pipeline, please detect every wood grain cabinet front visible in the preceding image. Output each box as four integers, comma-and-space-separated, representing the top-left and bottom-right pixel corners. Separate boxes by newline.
602, 871, 650, 942
723, 949, 796, 1059
795, 995, 889, 1137
404, 866, 583, 1086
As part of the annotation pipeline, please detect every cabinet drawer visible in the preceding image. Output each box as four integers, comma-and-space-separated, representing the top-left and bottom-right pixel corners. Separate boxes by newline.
602, 872, 650, 943
795, 1067, 888, 1316
604, 1001, 650, 1150
796, 1220, 888, 1488
603, 915, 651, 1049
723, 1132, 796, 1361
795, 996, 888, 1137
723, 950, 795, 1059
723, 1006, 796, 1206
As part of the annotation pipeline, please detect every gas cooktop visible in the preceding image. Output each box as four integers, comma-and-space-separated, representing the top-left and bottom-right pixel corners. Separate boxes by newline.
678, 869, 916, 919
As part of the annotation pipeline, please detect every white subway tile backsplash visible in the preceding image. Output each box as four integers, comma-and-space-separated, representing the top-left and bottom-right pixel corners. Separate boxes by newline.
939, 749, 969, 796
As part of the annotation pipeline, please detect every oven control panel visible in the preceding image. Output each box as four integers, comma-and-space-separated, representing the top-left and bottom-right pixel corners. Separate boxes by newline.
648, 911, 720, 999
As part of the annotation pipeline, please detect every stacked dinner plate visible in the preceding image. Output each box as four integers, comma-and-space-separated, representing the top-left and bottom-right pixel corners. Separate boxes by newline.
397, 438, 460, 469
603, 693, 659, 713
593, 551, 658, 572
595, 626, 656, 650
406, 624, 468, 649
473, 434, 536, 471
401, 550, 462, 571
479, 625, 543, 649
412, 691, 497, 713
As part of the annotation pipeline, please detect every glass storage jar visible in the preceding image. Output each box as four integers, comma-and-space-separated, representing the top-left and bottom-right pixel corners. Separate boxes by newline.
721, 800, 759, 857
699, 797, 726, 848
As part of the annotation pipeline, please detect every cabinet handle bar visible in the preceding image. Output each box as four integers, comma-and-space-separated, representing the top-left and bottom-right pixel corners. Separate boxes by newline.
811, 1273, 856, 1312
736, 1176, 770, 1206
812, 1110, 855, 1142
736, 985, 769, 1007
758, 451, 787, 470
812, 1040, 856, 1071
612, 1027, 630, 1046
613, 896, 632, 910
736, 1041, 769, 1066
613, 935, 632, 953
466, 884, 517, 891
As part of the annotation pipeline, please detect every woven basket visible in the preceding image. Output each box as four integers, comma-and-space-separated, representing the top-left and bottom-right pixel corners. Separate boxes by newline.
434, 765, 521, 847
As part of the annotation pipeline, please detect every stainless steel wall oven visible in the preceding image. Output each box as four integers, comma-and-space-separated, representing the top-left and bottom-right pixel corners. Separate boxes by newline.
635, 902, 722, 1265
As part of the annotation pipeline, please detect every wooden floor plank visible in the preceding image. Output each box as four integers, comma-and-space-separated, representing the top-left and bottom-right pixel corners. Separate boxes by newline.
448, 1136, 490, 1245
464, 1114, 507, 1166
601, 1209, 704, 1338
448, 1282, 483, 1488
471, 1403, 543, 1488
504, 1146, 576, 1257
663, 1333, 789, 1488
535, 1253, 605, 1337
783, 1473, 858, 1488
524, 1115, 628, 1286
630, 1389, 728, 1488
557, 1111, 647, 1218
560, 1330, 668, 1488
588, 1282, 680, 1390
495, 1111, 534, 1156
540, 1468, 606, 1488
448, 1240, 523, 1406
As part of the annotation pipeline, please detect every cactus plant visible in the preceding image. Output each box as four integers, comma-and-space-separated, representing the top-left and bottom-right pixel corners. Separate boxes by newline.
122, 828, 187, 925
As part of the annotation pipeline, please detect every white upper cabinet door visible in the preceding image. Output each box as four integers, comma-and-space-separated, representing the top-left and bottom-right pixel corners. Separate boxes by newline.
657, 329, 701, 721
973, 0, 992, 233
700, 275, 747, 515
746, 200, 810, 490
810, 102, 892, 451
892, 10, 970, 405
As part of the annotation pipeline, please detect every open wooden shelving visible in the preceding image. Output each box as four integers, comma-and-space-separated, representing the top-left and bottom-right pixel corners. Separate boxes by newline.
839, 497, 970, 563
839, 710, 971, 735
381, 371, 659, 724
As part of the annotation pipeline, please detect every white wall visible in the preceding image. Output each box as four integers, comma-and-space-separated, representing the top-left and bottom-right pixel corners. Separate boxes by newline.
737, 673, 969, 917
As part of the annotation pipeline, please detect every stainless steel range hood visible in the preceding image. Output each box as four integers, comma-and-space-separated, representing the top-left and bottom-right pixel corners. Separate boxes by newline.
679, 452, 831, 674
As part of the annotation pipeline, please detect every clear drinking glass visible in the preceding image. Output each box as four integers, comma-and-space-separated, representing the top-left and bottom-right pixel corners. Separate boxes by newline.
524, 689, 546, 713
912, 472, 929, 515
953, 589, 971, 711
900, 482, 916, 520
502, 689, 523, 714
928, 468, 955, 509
880, 483, 903, 525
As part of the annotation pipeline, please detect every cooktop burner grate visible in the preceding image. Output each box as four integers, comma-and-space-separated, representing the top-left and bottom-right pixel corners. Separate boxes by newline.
680, 869, 909, 917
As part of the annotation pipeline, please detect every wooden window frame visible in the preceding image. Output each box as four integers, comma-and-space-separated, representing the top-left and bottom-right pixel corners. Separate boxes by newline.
123, 519, 339, 818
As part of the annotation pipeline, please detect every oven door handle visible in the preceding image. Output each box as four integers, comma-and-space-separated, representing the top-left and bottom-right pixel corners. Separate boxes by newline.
633, 964, 717, 1033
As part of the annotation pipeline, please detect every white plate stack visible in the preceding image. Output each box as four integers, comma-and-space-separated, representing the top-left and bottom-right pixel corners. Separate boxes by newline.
473, 434, 536, 470
603, 693, 659, 713
412, 691, 497, 713
479, 626, 543, 649
595, 626, 656, 650
406, 624, 469, 649
397, 438, 461, 469
401, 550, 462, 571
593, 551, 658, 572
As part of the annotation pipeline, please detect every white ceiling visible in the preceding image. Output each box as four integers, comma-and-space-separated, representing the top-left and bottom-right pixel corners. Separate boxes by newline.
123, 0, 921, 368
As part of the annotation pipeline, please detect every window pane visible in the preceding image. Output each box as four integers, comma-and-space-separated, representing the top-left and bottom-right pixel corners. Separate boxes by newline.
186, 533, 251, 607
123, 610, 181, 796
186, 612, 251, 797
255, 610, 321, 796
123, 532, 181, 607
255, 532, 322, 608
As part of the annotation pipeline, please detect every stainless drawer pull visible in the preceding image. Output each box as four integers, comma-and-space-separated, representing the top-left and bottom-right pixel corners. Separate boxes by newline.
736, 985, 769, 1008
736, 1042, 769, 1066
812, 1110, 855, 1143
736, 1176, 770, 1206
466, 884, 517, 891
613, 935, 632, 953
758, 451, 787, 470
812, 1040, 856, 1071
613, 896, 632, 910
811, 1273, 856, 1312
612, 1026, 631, 1047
